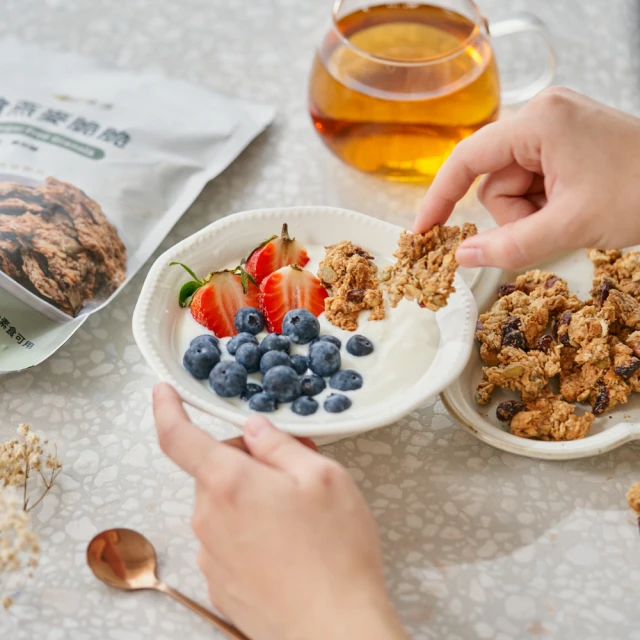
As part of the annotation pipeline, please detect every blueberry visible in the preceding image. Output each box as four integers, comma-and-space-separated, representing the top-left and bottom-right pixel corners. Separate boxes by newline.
312, 335, 341, 350
227, 332, 258, 356
190, 334, 220, 351
263, 365, 301, 403
300, 374, 326, 397
183, 344, 220, 379
260, 333, 291, 354
209, 361, 248, 397
330, 369, 363, 391
346, 335, 374, 357
292, 396, 318, 416
324, 393, 352, 413
240, 383, 263, 401
235, 342, 262, 373
290, 354, 309, 375
234, 307, 265, 335
260, 350, 292, 374
282, 308, 320, 344
249, 392, 278, 412
308, 341, 341, 377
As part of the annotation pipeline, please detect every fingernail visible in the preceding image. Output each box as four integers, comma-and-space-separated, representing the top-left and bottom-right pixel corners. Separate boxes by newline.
456, 245, 487, 267
244, 416, 268, 438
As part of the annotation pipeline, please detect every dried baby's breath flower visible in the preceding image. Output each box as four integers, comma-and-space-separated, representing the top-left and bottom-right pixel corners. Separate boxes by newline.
1, 423, 63, 607
0, 423, 62, 511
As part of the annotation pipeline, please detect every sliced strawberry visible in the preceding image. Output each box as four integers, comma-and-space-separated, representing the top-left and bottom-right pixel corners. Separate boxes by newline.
244, 223, 310, 284
259, 265, 328, 333
171, 262, 259, 337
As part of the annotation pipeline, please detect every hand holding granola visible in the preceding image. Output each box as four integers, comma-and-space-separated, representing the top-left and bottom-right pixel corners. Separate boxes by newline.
153, 383, 408, 640
414, 88, 640, 269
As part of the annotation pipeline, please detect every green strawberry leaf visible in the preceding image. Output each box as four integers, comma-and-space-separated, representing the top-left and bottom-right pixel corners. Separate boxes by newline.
234, 265, 257, 294
170, 262, 203, 284
178, 281, 201, 308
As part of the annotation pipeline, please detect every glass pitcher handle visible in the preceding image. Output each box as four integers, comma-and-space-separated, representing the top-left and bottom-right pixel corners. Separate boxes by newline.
488, 14, 556, 106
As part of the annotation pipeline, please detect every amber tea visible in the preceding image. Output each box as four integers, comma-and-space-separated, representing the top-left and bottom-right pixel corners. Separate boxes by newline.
309, 3, 501, 182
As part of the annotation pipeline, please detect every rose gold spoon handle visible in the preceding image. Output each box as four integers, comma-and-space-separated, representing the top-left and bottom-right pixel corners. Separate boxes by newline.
155, 581, 249, 640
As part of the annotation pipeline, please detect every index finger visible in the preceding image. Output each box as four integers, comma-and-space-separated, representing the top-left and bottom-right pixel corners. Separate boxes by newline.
153, 382, 251, 479
413, 117, 522, 233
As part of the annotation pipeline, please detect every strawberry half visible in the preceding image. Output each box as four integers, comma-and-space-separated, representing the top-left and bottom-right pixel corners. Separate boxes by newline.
171, 262, 259, 337
244, 223, 310, 284
259, 265, 328, 334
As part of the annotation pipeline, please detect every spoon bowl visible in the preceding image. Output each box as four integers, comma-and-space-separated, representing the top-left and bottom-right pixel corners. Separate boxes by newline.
87, 528, 159, 590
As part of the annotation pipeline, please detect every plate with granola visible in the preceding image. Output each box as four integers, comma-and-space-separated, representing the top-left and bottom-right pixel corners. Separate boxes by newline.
132, 207, 478, 441
442, 248, 640, 459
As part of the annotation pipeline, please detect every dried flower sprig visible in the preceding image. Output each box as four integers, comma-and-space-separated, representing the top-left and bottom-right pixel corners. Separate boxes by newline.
0, 424, 62, 511
1, 424, 62, 609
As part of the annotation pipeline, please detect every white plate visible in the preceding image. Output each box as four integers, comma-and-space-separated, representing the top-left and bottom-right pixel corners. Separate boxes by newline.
442, 250, 640, 460
132, 206, 478, 440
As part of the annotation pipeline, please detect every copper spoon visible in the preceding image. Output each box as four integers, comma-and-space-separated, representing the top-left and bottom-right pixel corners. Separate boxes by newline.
87, 528, 248, 640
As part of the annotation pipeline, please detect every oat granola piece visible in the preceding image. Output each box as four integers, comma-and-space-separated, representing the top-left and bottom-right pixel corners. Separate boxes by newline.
319, 240, 384, 331
627, 482, 640, 515
475, 290, 549, 365
601, 289, 640, 331
509, 391, 595, 441
475, 377, 495, 405
324, 288, 385, 332
514, 270, 570, 296
381, 223, 477, 312
589, 248, 640, 301
479, 344, 561, 403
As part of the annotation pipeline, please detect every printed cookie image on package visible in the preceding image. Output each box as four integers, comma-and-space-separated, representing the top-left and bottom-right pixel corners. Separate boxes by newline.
0, 38, 274, 373
0, 177, 126, 316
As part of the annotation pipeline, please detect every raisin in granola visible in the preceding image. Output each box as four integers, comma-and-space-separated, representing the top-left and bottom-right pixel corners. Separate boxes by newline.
318, 240, 384, 331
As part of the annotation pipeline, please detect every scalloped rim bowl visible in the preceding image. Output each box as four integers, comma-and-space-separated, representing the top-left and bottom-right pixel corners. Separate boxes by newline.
441, 252, 640, 460
132, 206, 478, 440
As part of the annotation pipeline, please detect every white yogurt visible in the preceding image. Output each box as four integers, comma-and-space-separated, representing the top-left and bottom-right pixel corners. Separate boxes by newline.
172, 245, 440, 424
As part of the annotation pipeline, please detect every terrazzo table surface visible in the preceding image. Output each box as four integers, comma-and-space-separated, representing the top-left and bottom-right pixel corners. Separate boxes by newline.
2, 1, 640, 638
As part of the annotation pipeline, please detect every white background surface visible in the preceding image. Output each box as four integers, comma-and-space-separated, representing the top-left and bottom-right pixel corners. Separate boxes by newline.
1, 1, 640, 638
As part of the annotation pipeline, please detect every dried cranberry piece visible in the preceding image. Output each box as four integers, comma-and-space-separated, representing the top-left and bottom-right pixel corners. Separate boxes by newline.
498, 283, 518, 298
502, 330, 526, 350
558, 311, 573, 347
501, 316, 521, 335
537, 335, 554, 353
545, 276, 560, 289
496, 400, 526, 422
614, 358, 640, 379
592, 379, 609, 416
559, 311, 572, 326
600, 279, 612, 306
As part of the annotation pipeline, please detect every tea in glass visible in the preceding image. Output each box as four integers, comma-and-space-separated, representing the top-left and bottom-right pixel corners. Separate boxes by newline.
309, 1, 501, 182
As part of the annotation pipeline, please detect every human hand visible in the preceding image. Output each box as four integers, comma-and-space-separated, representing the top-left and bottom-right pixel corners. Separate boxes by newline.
153, 383, 407, 640
414, 87, 640, 269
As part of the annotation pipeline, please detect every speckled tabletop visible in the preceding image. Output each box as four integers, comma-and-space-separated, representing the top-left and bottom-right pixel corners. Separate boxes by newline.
2, 1, 640, 639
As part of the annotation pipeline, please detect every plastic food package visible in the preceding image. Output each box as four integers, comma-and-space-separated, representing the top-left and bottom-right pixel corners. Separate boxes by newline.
0, 39, 274, 373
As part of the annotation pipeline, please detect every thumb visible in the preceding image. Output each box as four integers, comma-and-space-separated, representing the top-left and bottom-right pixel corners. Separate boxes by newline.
243, 415, 320, 476
455, 199, 578, 270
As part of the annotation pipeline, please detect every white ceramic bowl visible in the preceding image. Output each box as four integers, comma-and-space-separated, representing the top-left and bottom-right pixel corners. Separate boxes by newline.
442, 250, 640, 460
132, 206, 477, 440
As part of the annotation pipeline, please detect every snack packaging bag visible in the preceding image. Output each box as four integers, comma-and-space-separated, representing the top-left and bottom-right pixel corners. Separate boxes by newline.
0, 39, 275, 373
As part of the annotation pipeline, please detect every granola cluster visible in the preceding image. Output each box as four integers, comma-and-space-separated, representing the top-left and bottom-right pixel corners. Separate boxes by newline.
318, 241, 385, 331
380, 223, 477, 311
0, 178, 127, 316
477, 254, 640, 441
